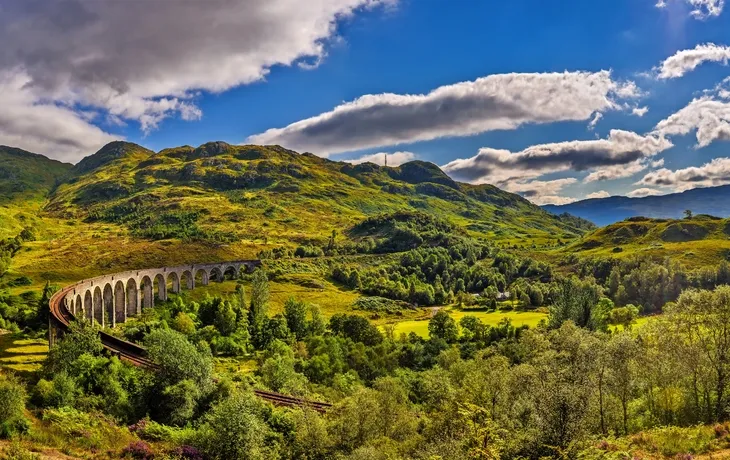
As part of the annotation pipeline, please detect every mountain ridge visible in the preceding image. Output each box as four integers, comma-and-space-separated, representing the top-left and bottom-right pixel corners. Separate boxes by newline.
38, 140, 592, 246
543, 186, 730, 226
0, 145, 72, 203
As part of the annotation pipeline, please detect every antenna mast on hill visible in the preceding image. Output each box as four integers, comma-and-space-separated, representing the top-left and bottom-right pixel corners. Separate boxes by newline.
384, 153, 387, 167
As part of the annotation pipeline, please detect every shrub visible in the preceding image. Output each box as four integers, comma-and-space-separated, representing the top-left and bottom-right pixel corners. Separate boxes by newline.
33, 373, 76, 408
195, 391, 272, 460
0, 375, 29, 438
129, 418, 196, 444
121, 440, 154, 459
2, 442, 40, 459
169, 445, 204, 460
42, 407, 131, 451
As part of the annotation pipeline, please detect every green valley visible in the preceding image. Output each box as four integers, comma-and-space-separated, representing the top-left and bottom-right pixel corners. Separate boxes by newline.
2, 142, 730, 459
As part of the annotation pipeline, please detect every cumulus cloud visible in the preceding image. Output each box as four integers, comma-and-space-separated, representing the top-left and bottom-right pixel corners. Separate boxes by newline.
654, 96, 730, 147
588, 112, 603, 130
657, 0, 725, 18
583, 160, 652, 183
586, 190, 611, 199
537, 196, 579, 206
657, 43, 730, 79
247, 71, 642, 155
633, 106, 649, 117
500, 178, 578, 206
0, 0, 389, 160
0, 70, 119, 162
441, 130, 672, 186
627, 187, 665, 197
638, 157, 730, 190
344, 151, 416, 166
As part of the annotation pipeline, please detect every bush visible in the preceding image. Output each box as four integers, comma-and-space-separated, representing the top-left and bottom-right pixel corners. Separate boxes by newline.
128, 418, 195, 445
2, 442, 40, 460
121, 440, 154, 459
195, 391, 273, 460
168, 445, 204, 460
42, 407, 131, 451
0, 375, 29, 438
33, 373, 76, 408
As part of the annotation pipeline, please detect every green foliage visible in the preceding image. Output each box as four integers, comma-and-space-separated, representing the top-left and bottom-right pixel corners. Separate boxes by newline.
258, 340, 306, 393
171, 312, 196, 335
44, 320, 104, 375
41, 406, 131, 451
428, 310, 459, 343
329, 314, 383, 346
548, 277, 604, 331
195, 391, 274, 460
144, 328, 212, 389
0, 146, 71, 204
0, 375, 28, 438
283, 297, 308, 340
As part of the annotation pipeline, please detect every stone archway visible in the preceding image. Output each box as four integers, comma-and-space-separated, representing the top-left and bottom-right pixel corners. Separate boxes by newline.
93, 286, 103, 325
181, 271, 194, 290
210, 267, 224, 283
195, 269, 209, 287
126, 278, 139, 317
167, 272, 180, 295
103, 284, 114, 327
76, 294, 83, 317
84, 291, 93, 322
140, 276, 154, 309
115, 281, 126, 324
154, 273, 167, 302
223, 265, 239, 281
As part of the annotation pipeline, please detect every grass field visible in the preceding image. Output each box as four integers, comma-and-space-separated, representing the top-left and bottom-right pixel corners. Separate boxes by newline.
171, 277, 363, 318
0, 332, 48, 376
383, 309, 548, 338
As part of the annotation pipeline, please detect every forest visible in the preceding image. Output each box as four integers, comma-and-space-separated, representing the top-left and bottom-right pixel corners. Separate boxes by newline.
3, 214, 730, 459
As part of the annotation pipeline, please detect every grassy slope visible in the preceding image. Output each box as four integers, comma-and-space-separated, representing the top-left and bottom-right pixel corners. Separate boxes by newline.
0, 146, 72, 240
560, 215, 730, 268
386, 308, 548, 337
2, 141, 587, 287
46, 141, 587, 245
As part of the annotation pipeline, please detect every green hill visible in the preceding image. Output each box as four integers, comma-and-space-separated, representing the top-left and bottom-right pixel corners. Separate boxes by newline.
46, 141, 591, 248
566, 214, 730, 267
0, 146, 72, 239
0, 146, 71, 203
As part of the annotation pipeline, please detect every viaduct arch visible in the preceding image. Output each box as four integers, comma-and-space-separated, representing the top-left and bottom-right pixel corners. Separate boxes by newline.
49, 260, 261, 345
47, 259, 334, 412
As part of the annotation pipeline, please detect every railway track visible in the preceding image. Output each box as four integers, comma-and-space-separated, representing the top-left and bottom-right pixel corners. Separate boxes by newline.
49, 284, 331, 412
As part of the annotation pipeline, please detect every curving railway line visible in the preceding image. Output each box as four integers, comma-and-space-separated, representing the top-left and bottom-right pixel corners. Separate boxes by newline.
48, 262, 332, 413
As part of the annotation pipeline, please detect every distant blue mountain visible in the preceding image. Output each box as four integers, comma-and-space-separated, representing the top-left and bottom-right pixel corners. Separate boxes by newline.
542, 185, 730, 226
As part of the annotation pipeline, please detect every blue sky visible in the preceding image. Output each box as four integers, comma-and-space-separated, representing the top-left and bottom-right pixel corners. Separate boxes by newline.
1, 0, 730, 204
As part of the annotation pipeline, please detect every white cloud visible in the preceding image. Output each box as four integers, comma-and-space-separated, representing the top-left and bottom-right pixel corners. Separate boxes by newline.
345, 151, 416, 166
651, 159, 665, 168
588, 112, 603, 130
627, 187, 665, 197
500, 178, 578, 206
657, 43, 730, 79
654, 96, 730, 148
638, 157, 730, 190
247, 71, 642, 155
657, 0, 725, 18
586, 190, 611, 199
0, 0, 390, 159
538, 196, 578, 206
441, 130, 672, 186
633, 106, 649, 117
583, 160, 651, 182
0, 70, 119, 163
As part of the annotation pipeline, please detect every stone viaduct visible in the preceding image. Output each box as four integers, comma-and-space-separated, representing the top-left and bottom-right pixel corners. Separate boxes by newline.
49, 260, 260, 345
